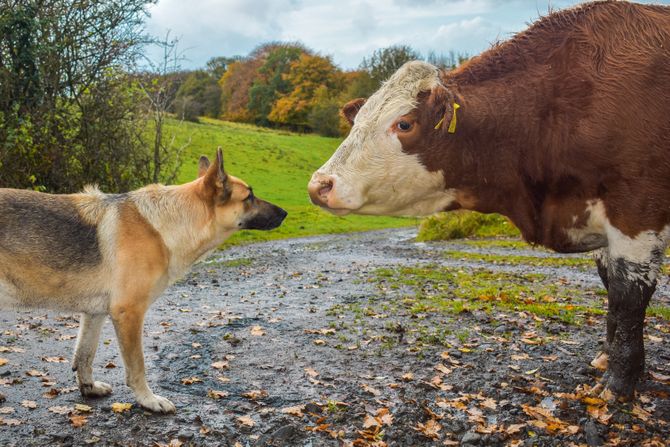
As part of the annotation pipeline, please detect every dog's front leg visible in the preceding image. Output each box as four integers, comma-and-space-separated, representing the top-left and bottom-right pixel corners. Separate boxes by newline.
73, 313, 113, 397
110, 304, 175, 413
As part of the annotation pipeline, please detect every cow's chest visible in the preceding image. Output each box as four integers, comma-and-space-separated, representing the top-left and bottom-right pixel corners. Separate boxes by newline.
539, 199, 608, 253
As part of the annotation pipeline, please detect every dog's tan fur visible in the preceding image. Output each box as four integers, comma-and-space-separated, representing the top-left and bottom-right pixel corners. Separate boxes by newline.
0, 149, 286, 412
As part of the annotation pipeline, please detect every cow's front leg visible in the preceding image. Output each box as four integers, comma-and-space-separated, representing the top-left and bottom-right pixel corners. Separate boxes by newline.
602, 250, 661, 400
591, 249, 610, 370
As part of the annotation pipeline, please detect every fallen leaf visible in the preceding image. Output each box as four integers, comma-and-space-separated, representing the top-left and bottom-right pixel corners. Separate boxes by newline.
42, 356, 67, 363
281, 405, 305, 417
506, 423, 526, 434
21, 400, 37, 409
0, 358, 7, 366
237, 415, 255, 427
0, 407, 14, 414
304, 367, 319, 378
631, 404, 652, 422
26, 369, 46, 377
361, 384, 381, 396
104, 362, 117, 369
43, 388, 60, 399
74, 404, 92, 413
0, 347, 25, 353
401, 372, 414, 381
48, 406, 72, 415
211, 361, 229, 370
207, 390, 228, 400
111, 402, 132, 413
649, 371, 670, 384
313, 339, 326, 345
0, 417, 21, 426
362, 414, 380, 429
69, 414, 88, 427
415, 419, 441, 439
241, 389, 268, 400
480, 398, 497, 410
250, 326, 265, 336
181, 377, 203, 385
434, 364, 451, 375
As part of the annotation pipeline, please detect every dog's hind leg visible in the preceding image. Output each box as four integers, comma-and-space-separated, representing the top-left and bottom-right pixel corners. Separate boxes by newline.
73, 313, 113, 397
110, 303, 176, 413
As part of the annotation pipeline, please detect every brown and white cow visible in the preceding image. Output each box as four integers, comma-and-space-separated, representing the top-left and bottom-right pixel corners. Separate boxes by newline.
308, 0, 670, 400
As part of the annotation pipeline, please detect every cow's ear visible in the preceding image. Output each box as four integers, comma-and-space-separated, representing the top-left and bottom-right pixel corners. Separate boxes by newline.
427, 83, 457, 133
341, 98, 366, 126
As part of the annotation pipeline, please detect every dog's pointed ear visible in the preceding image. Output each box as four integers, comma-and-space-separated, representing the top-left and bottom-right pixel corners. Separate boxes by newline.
341, 98, 366, 126
202, 147, 231, 202
197, 156, 210, 178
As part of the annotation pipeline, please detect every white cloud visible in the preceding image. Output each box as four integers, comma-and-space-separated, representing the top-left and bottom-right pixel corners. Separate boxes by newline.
143, 0, 670, 70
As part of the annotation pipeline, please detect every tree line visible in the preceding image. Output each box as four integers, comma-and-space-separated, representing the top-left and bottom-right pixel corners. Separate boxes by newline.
0, 0, 467, 193
172, 44, 468, 137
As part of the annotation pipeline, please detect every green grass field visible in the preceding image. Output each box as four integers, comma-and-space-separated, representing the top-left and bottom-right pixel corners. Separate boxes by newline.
167, 117, 417, 244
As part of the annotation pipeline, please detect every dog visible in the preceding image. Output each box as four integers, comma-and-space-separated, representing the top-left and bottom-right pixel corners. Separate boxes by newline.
0, 148, 286, 413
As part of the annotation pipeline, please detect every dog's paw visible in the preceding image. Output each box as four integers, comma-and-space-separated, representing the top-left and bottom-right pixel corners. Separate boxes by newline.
137, 393, 176, 413
80, 381, 113, 397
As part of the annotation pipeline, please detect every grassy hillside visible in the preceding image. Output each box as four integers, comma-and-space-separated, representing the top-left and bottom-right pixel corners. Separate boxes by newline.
167, 117, 416, 244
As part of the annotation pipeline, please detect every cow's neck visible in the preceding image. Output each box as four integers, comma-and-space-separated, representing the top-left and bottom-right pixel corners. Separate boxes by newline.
441, 73, 548, 245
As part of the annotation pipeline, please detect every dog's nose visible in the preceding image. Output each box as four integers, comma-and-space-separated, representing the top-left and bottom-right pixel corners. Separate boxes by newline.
308, 172, 335, 208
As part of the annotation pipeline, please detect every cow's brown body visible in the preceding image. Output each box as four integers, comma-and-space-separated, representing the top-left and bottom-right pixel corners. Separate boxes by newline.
309, 1, 670, 400
413, 0, 670, 251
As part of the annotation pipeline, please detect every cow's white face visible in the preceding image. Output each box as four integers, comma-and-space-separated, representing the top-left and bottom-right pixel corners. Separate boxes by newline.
308, 61, 458, 216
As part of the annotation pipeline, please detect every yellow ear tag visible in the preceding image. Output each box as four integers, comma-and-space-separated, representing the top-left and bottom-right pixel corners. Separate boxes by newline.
447, 102, 460, 134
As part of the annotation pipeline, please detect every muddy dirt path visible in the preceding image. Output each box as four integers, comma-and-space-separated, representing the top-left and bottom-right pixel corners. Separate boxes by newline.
1, 229, 669, 446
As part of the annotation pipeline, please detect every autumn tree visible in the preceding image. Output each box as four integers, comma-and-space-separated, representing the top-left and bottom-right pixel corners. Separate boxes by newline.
248, 43, 305, 126
361, 45, 421, 87
0, 0, 167, 192
269, 53, 339, 129
219, 57, 261, 122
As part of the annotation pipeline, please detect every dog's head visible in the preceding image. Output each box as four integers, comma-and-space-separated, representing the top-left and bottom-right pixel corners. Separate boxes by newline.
198, 148, 287, 232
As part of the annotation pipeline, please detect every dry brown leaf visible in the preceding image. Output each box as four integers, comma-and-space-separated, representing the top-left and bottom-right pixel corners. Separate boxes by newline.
377, 408, 393, 426
434, 364, 451, 375
631, 404, 652, 422
104, 362, 117, 369
0, 407, 14, 414
313, 339, 326, 345
21, 400, 37, 409
48, 406, 72, 415
401, 372, 414, 381
649, 371, 670, 384
304, 367, 319, 378
207, 390, 229, 400
69, 414, 88, 427
361, 384, 381, 396
250, 325, 265, 336
280, 405, 305, 417
237, 415, 255, 427
0, 358, 8, 366
181, 376, 202, 385
480, 398, 497, 410
241, 389, 268, 400
415, 419, 441, 439
0, 347, 25, 353
74, 404, 91, 413
26, 369, 46, 377
0, 417, 21, 426
42, 356, 67, 363
211, 361, 229, 370
505, 423, 526, 434
43, 388, 60, 399
362, 414, 380, 429
111, 402, 132, 413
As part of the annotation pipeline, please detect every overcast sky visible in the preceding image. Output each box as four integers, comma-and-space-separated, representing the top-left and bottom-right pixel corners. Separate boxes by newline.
144, 0, 669, 70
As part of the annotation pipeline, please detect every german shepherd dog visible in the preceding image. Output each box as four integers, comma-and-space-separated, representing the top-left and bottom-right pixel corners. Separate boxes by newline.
0, 148, 286, 413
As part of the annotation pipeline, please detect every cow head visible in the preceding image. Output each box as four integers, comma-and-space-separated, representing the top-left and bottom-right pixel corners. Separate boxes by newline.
308, 61, 459, 216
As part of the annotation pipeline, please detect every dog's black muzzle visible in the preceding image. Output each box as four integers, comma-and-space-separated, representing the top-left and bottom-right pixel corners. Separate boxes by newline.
242, 200, 287, 230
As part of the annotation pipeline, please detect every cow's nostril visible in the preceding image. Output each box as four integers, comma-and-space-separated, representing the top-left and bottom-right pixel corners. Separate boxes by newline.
318, 180, 333, 197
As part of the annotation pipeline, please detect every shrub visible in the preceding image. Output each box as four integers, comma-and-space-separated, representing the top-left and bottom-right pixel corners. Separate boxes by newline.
417, 211, 520, 241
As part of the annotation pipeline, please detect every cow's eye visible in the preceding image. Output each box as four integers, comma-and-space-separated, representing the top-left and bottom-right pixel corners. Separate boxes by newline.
396, 120, 412, 132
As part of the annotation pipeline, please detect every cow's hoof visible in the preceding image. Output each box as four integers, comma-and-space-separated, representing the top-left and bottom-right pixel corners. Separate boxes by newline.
600, 377, 635, 402
80, 381, 113, 397
137, 393, 176, 413
590, 352, 608, 371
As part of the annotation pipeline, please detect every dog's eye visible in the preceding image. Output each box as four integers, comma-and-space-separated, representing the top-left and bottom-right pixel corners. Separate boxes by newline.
396, 120, 412, 132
